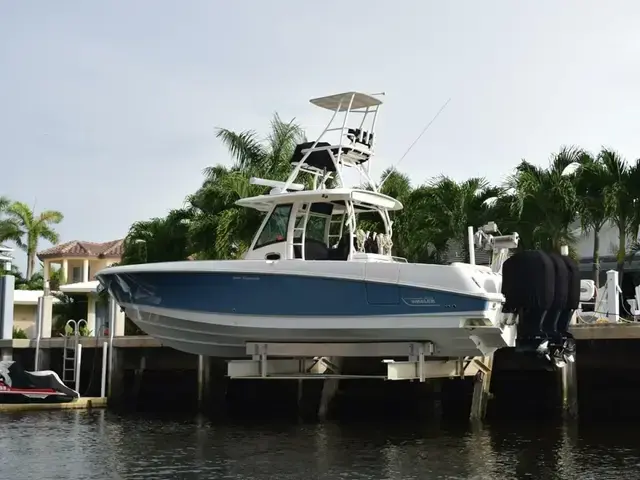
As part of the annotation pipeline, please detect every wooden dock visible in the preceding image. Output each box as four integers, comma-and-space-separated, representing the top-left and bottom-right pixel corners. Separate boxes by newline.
0, 397, 107, 412
570, 323, 640, 340
0, 335, 161, 350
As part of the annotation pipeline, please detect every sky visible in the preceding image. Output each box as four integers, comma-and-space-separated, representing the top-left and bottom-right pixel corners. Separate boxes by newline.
2, 1, 640, 272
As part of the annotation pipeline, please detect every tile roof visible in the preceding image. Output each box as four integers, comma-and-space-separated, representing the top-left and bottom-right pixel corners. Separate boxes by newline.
37, 239, 124, 260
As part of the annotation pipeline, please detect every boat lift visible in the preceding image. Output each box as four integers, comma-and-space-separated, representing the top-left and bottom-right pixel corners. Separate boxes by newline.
227, 341, 491, 382
226, 225, 506, 382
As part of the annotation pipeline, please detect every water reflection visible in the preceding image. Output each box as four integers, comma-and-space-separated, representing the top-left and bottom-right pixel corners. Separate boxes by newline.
1, 411, 640, 479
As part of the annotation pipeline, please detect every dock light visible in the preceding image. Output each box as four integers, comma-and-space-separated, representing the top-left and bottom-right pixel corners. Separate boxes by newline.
382, 359, 395, 364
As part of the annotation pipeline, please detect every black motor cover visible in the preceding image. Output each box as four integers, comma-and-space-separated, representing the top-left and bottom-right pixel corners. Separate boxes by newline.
502, 250, 555, 341
502, 250, 555, 311
540, 252, 569, 334
555, 255, 581, 333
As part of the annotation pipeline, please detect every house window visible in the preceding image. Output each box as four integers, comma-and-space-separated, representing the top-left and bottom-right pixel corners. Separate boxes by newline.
72, 266, 82, 283
254, 204, 293, 249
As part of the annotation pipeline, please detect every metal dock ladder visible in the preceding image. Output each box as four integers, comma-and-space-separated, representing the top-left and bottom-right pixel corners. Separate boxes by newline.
62, 319, 86, 386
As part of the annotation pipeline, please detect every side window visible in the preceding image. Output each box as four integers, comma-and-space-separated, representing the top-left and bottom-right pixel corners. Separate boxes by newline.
254, 204, 293, 249
296, 215, 328, 243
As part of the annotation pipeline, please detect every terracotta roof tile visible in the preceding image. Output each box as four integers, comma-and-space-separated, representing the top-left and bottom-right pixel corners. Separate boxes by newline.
37, 239, 124, 260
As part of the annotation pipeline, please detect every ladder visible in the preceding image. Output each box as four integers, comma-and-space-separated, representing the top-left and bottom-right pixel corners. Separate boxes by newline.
327, 212, 346, 247
62, 319, 86, 385
292, 203, 311, 258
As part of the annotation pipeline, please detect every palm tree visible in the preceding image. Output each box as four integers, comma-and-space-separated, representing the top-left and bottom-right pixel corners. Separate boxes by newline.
213, 113, 305, 176
573, 151, 612, 285
186, 113, 306, 260
0, 196, 21, 245
599, 149, 640, 282
6, 201, 64, 279
396, 184, 450, 263
505, 146, 583, 252
121, 209, 193, 265
424, 175, 496, 262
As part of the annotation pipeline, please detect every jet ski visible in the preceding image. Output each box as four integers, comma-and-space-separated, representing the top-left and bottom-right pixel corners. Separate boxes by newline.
0, 361, 80, 404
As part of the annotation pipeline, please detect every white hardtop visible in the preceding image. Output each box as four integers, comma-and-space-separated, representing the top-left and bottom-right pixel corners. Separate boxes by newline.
235, 188, 403, 213
310, 92, 383, 111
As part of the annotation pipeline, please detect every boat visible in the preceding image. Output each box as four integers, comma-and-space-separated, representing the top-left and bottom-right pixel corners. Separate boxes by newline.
95, 91, 579, 368
0, 361, 79, 404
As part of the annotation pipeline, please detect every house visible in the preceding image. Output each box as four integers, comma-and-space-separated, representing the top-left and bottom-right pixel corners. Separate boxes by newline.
12, 290, 60, 337
35, 239, 126, 337
573, 222, 640, 303
38, 239, 124, 285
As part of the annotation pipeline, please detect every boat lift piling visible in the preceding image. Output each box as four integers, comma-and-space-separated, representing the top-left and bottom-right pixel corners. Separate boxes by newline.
107, 297, 117, 397
100, 341, 108, 398
75, 343, 83, 394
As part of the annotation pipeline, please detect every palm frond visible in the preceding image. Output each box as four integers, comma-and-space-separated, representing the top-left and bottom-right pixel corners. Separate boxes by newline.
215, 128, 266, 169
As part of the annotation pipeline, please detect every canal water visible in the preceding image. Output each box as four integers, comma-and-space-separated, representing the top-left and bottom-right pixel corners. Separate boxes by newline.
1, 411, 638, 479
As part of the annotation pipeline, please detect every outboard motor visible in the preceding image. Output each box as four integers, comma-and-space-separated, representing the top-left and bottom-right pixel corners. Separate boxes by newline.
502, 250, 579, 367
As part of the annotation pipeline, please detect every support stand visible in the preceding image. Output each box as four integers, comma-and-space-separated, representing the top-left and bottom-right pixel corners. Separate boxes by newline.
469, 355, 494, 421
227, 342, 487, 381
560, 357, 579, 419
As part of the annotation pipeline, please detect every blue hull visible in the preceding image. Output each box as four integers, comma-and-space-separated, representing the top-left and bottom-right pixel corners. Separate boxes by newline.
100, 270, 489, 317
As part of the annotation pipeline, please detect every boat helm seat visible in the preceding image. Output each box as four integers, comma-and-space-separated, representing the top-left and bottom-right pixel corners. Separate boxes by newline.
347, 128, 374, 149
290, 141, 336, 172
328, 234, 352, 261
290, 141, 371, 171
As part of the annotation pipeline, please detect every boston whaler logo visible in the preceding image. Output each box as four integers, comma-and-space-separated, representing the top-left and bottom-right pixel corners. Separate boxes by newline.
402, 296, 438, 307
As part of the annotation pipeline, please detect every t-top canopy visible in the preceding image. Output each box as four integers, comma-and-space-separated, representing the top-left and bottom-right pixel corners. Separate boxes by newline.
235, 188, 403, 213
309, 92, 383, 111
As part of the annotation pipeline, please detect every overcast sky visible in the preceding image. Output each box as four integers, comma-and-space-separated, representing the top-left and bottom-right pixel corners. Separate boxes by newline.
2, 1, 640, 272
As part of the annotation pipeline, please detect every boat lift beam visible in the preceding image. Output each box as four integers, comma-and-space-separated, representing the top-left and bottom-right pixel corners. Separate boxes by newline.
226, 342, 489, 381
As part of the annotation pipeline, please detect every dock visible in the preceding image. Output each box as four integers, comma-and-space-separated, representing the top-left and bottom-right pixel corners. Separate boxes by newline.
1, 322, 640, 421
0, 397, 107, 413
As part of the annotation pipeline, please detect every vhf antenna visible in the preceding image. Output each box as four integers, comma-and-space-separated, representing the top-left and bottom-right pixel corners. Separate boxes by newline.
378, 97, 451, 190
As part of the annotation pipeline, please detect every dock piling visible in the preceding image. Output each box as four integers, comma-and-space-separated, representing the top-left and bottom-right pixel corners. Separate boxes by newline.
317, 357, 342, 421
469, 355, 494, 422
132, 352, 146, 402
100, 341, 108, 398
75, 344, 83, 394
560, 359, 578, 419
197, 354, 212, 411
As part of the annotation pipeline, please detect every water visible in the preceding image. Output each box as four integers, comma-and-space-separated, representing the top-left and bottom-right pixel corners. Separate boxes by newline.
1, 411, 639, 479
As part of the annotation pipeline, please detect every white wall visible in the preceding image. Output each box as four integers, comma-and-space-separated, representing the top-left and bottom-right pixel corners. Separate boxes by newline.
574, 221, 638, 260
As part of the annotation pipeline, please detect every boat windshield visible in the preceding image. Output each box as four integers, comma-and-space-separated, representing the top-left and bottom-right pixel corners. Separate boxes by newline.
254, 203, 292, 248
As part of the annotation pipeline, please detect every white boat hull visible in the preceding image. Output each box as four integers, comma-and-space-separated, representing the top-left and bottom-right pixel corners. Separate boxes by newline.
122, 303, 514, 358
98, 259, 513, 358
